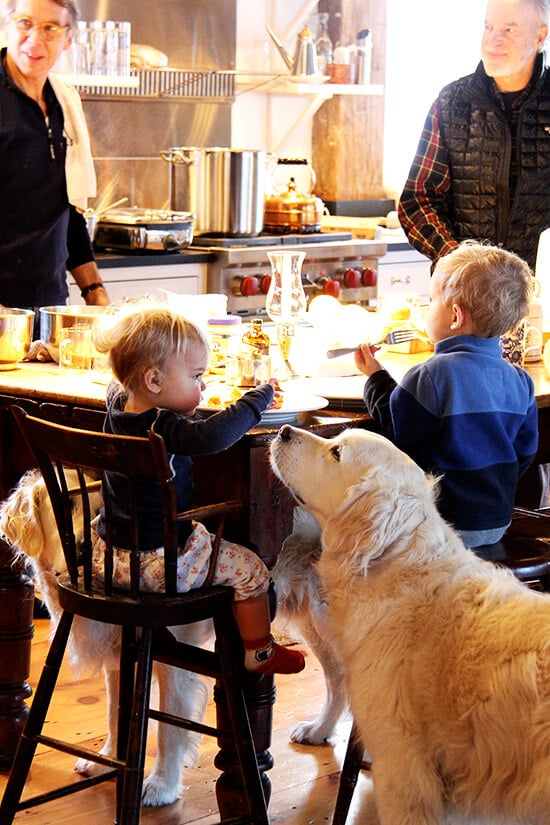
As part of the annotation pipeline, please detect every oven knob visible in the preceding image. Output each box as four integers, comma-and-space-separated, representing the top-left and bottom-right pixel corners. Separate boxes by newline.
361, 267, 378, 287
259, 275, 272, 294
231, 276, 259, 296
342, 268, 362, 288
320, 278, 340, 298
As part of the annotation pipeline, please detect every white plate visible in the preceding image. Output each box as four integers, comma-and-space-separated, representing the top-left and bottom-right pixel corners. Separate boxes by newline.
288, 376, 366, 401
198, 388, 329, 424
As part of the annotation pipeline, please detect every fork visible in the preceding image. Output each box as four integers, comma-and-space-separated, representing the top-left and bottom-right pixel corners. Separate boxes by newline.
326, 329, 420, 359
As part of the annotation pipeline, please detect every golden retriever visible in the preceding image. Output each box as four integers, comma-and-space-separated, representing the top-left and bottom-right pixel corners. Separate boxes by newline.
270, 425, 550, 825
0, 469, 212, 807
270, 506, 348, 744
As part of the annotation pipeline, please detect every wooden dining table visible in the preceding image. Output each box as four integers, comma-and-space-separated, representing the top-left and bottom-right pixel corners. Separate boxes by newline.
0, 354, 548, 815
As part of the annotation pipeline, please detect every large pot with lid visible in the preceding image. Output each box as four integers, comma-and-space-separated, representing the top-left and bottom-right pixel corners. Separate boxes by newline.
264, 177, 325, 234
161, 146, 266, 237
203, 148, 266, 237
160, 147, 206, 233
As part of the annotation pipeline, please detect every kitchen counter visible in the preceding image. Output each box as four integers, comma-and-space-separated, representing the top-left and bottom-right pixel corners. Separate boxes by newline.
94, 248, 215, 269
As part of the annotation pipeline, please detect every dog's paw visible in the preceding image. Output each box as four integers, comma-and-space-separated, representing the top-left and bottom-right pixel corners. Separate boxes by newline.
74, 755, 113, 777
141, 772, 181, 807
289, 720, 334, 745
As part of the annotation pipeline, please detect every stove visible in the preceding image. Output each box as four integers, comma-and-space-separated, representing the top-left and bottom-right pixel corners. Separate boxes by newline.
191, 231, 388, 316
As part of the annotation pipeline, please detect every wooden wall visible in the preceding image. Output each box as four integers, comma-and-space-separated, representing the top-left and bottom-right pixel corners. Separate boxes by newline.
313, 0, 387, 203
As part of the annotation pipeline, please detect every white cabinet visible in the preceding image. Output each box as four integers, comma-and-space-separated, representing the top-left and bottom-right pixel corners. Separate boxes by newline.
377, 245, 431, 300
68, 262, 207, 304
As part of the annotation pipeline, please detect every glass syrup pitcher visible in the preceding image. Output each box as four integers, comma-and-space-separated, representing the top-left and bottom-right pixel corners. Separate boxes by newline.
266, 250, 307, 378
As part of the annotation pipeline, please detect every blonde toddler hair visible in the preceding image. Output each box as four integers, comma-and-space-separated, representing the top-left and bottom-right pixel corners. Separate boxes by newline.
94, 306, 210, 392
434, 242, 534, 338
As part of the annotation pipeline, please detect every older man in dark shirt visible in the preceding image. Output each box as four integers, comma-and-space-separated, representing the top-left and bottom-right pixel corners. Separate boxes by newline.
0, 0, 109, 333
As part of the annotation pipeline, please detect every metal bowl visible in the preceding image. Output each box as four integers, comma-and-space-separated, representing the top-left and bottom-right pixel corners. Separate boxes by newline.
0, 308, 34, 370
39, 305, 113, 358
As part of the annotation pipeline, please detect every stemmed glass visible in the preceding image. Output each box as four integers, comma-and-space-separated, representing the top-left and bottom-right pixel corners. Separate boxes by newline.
266, 250, 307, 379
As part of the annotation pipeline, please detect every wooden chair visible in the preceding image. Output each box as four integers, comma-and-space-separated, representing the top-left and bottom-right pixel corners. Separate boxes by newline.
0, 406, 269, 825
332, 507, 550, 825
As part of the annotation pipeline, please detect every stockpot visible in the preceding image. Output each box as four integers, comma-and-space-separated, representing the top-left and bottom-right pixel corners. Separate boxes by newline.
160, 147, 206, 233
203, 148, 266, 237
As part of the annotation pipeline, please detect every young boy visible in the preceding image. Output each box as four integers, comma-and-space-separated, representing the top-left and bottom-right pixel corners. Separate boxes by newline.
354, 242, 538, 548
92, 306, 305, 675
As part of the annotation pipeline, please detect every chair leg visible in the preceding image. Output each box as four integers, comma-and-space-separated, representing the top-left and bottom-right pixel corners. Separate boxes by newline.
214, 615, 269, 825
332, 722, 368, 825
115, 626, 139, 824
119, 627, 155, 825
0, 610, 74, 823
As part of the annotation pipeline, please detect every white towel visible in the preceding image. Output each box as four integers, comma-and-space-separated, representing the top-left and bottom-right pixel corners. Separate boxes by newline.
48, 73, 97, 212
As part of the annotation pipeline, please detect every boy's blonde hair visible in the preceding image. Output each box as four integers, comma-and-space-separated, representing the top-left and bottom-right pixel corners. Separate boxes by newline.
434, 242, 534, 337
94, 306, 210, 391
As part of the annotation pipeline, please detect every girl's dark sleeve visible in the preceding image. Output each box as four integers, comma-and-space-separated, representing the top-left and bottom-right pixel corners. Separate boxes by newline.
157, 385, 274, 455
363, 370, 398, 439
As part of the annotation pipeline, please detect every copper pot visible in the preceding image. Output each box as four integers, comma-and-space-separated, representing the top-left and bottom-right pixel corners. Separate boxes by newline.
264, 178, 324, 234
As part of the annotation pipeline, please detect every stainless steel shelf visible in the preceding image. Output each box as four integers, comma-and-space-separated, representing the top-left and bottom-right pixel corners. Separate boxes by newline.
60, 68, 236, 101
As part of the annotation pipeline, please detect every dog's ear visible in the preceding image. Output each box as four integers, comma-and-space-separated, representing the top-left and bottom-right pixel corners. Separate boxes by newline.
0, 470, 49, 560
321, 470, 429, 575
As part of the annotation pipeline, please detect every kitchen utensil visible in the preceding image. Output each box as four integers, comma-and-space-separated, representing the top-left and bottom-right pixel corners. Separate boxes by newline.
94, 208, 194, 252
0, 308, 34, 370
203, 148, 266, 237
326, 329, 420, 358
354, 28, 373, 85
265, 24, 323, 79
264, 178, 324, 233
160, 147, 206, 233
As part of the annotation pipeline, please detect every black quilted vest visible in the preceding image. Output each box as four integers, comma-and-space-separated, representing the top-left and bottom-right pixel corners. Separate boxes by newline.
437, 55, 550, 269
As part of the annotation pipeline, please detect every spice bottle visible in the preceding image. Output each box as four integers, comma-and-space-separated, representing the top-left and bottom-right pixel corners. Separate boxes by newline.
239, 319, 271, 386
241, 319, 270, 356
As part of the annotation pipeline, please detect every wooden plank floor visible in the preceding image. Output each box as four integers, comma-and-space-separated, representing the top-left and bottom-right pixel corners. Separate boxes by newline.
0, 618, 378, 825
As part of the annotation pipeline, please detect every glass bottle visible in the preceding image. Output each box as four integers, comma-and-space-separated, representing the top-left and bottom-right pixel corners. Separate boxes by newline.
240, 319, 271, 387
72, 20, 90, 75
103, 20, 117, 76
116, 21, 131, 76
315, 12, 333, 76
241, 319, 270, 357
89, 20, 105, 75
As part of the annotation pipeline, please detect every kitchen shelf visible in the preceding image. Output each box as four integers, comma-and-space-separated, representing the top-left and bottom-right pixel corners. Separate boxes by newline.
235, 72, 383, 99
52, 73, 140, 88
235, 73, 384, 155
54, 69, 236, 101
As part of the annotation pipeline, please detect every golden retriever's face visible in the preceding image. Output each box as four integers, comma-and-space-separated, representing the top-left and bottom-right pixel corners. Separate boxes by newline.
270, 426, 424, 527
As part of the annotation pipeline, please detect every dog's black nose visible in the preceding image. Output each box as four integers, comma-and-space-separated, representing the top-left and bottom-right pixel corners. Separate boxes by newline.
279, 424, 292, 441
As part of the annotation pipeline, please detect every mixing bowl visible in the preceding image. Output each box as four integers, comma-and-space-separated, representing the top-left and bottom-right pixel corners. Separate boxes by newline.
0, 308, 34, 370
40, 305, 114, 359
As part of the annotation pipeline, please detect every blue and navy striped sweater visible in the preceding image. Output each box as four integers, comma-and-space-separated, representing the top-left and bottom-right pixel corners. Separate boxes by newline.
363, 336, 538, 534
